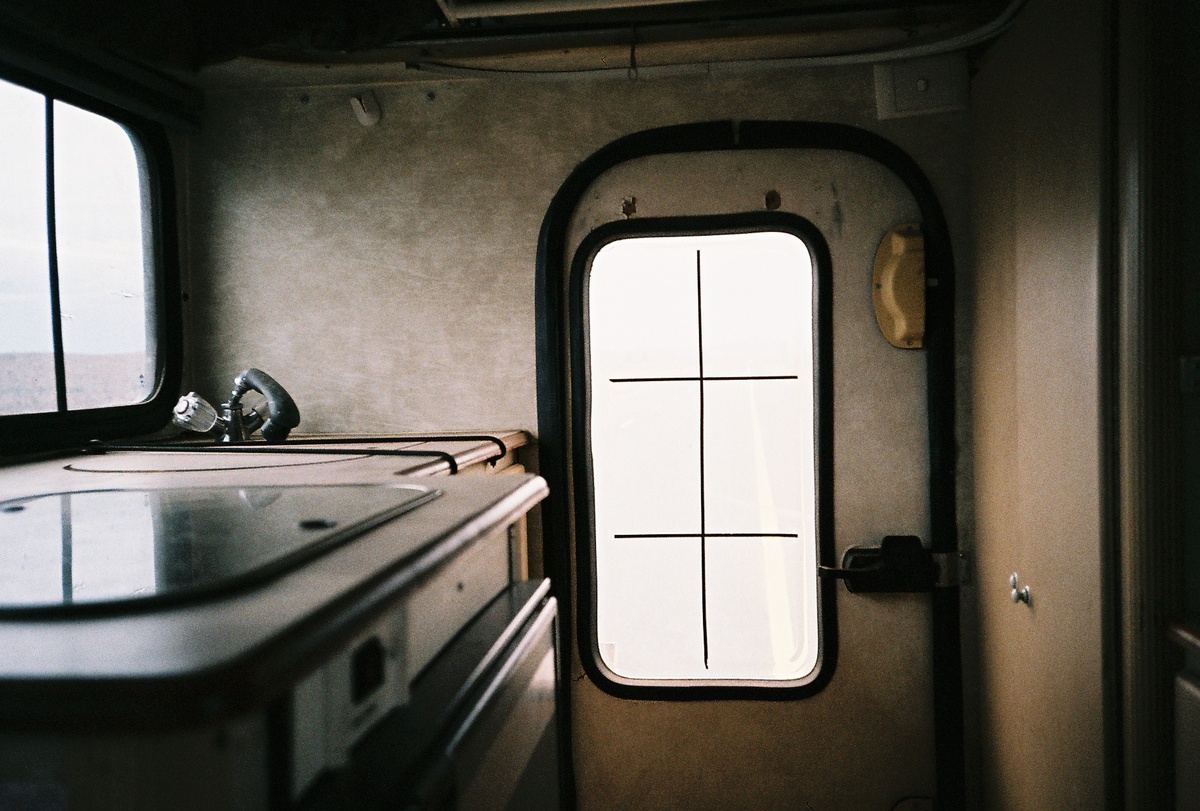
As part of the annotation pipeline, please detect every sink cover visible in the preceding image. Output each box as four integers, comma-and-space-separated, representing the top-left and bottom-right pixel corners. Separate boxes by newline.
0, 485, 438, 614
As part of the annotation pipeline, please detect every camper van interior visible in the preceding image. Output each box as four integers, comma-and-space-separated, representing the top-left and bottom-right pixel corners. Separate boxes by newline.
0, 0, 1194, 808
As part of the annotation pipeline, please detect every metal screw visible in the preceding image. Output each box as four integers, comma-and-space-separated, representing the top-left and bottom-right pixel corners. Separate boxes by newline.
1009, 573, 1031, 605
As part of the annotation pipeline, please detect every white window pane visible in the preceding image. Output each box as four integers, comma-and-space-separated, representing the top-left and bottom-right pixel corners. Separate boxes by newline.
586, 228, 819, 684
54, 101, 154, 410
592, 381, 701, 537
705, 537, 818, 680
0, 79, 55, 415
703, 380, 814, 536
588, 238, 699, 380
597, 537, 705, 678
700, 232, 813, 378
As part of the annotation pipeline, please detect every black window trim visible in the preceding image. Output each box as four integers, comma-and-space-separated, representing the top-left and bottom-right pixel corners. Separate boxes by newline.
571, 212, 835, 698
536, 120, 961, 807
0, 63, 183, 455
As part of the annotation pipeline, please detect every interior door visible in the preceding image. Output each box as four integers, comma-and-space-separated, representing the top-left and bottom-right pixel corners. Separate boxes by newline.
536, 121, 960, 810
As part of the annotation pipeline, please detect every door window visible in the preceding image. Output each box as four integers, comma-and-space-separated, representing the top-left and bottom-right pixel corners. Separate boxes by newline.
580, 222, 827, 684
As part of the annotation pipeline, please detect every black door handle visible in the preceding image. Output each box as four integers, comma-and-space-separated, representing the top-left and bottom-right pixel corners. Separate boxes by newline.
818, 535, 938, 593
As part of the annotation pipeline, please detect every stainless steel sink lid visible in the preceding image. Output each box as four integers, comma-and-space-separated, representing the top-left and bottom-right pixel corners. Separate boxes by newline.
0, 485, 439, 615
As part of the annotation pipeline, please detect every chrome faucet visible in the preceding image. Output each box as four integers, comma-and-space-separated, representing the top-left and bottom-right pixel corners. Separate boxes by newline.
172, 368, 300, 443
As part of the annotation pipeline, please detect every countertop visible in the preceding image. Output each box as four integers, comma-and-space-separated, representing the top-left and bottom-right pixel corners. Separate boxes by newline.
0, 435, 546, 732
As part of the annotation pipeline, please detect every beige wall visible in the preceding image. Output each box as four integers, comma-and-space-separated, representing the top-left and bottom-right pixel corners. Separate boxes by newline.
183, 64, 969, 436
970, 0, 1110, 807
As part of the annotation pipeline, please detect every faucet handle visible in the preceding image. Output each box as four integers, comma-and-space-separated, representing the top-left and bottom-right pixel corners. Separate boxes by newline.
172, 392, 221, 434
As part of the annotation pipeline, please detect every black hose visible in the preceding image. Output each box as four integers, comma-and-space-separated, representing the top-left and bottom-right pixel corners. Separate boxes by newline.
231, 368, 300, 443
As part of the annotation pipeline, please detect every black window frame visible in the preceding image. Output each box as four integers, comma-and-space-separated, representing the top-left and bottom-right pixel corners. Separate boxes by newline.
0, 63, 182, 455
571, 212, 836, 698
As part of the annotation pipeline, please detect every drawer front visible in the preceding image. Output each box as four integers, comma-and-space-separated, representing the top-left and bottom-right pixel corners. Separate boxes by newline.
405, 526, 511, 682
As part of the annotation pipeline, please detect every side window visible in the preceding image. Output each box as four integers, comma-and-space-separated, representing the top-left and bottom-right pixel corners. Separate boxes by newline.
0, 76, 158, 417
576, 218, 830, 687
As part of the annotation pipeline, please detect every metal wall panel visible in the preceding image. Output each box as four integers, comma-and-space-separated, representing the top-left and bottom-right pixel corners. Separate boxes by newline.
970, 0, 1109, 806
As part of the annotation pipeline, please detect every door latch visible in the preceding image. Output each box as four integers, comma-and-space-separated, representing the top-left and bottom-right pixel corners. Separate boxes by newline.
819, 535, 961, 593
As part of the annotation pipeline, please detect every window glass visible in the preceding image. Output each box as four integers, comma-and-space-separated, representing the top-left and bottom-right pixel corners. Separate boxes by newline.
0, 78, 55, 415
54, 101, 155, 410
587, 230, 819, 682
0, 80, 155, 416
